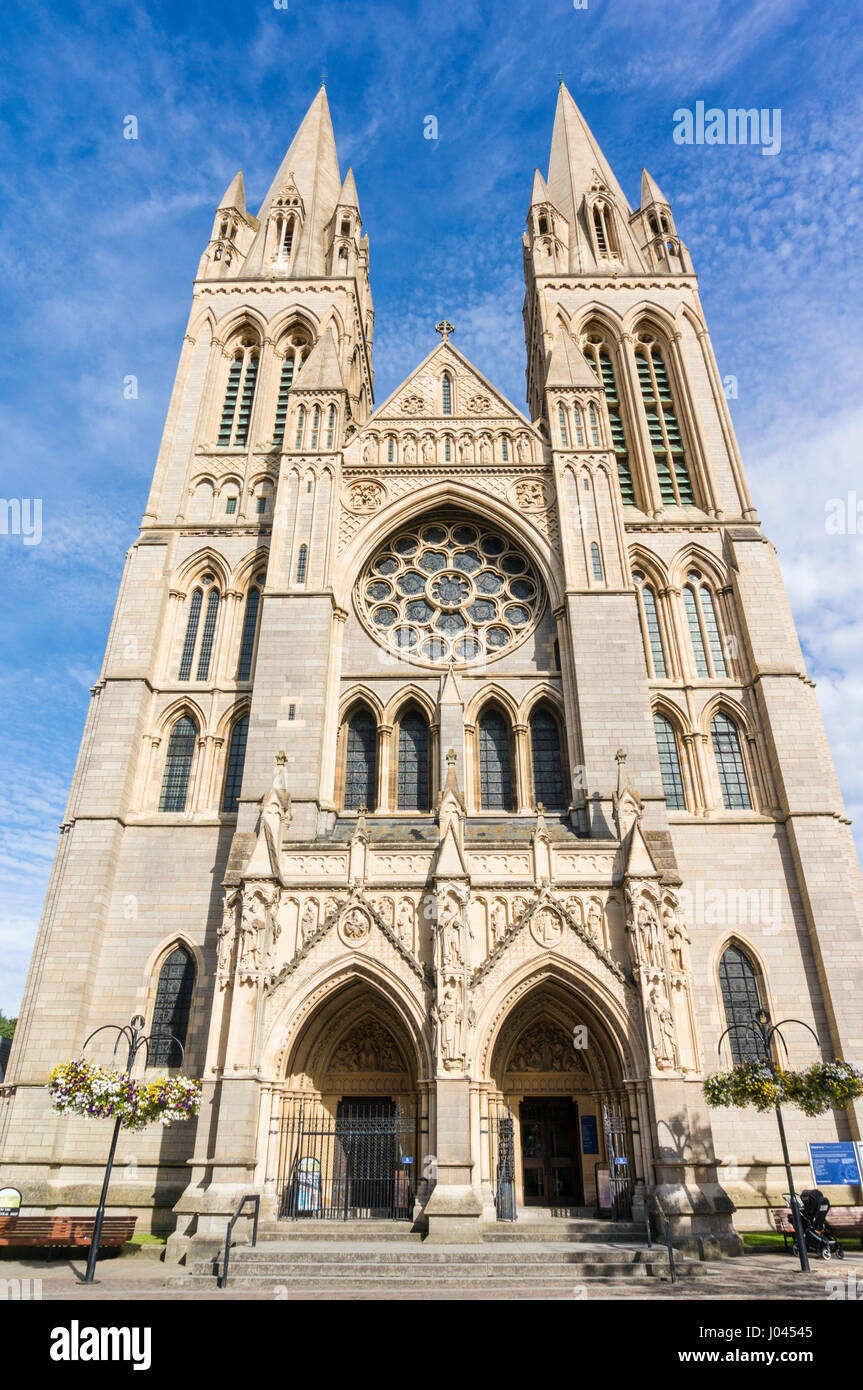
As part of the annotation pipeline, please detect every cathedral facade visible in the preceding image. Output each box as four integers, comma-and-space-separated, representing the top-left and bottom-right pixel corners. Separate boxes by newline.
2, 85, 861, 1256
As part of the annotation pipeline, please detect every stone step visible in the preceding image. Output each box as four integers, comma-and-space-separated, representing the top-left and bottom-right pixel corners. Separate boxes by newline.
250, 1219, 645, 1243
173, 1263, 702, 1289
200, 1243, 668, 1268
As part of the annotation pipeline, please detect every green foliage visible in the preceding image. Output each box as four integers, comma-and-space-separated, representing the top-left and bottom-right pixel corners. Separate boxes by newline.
0, 1012, 16, 1040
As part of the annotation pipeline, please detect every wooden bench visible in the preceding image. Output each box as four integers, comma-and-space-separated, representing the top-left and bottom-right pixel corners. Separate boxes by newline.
770, 1206, 863, 1249
0, 1215, 137, 1250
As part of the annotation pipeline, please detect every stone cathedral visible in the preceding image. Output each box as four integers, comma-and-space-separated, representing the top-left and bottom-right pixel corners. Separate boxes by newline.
2, 84, 862, 1258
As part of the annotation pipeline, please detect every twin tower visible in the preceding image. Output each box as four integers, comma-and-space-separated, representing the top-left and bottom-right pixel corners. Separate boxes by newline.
2, 84, 861, 1252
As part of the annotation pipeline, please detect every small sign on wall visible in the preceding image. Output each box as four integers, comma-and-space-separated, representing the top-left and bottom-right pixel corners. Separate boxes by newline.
808, 1142, 862, 1187
0, 1187, 22, 1216
580, 1113, 599, 1155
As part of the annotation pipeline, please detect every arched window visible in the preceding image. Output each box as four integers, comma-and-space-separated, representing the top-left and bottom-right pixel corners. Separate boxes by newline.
684, 573, 728, 678
282, 215, 294, 258
530, 707, 565, 809
634, 335, 694, 506
196, 586, 220, 680
588, 403, 600, 446
478, 707, 512, 811
590, 542, 603, 581
633, 571, 667, 678
179, 573, 220, 681
711, 713, 752, 810
310, 406, 320, 450
718, 944, 763, 1063
218, 342, 259, 448
272, 333, 311, 447
396, 708, 430, 811
572, 405, 584, 447
442, 373, 453, 416
237, 579, 263, 680
344, 708, 377, 810
222, 714, 249, 813
159, 715, 197, 813
501, 437, 509, 461
295, 405, 306, 450
653, 712, 685, 809
326, 404, 336, 449
296, 544, 308, 584
593, 204, 608, 254
444, 436, 452, 462
149, 946, 195, 1067
582, 336, 635, 505
387, 436, 395, 462
558, 404, 568, 447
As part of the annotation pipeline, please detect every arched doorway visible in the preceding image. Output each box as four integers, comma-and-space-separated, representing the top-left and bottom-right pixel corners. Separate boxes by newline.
272, 980, 424, 1222
483, 980, 637, 1219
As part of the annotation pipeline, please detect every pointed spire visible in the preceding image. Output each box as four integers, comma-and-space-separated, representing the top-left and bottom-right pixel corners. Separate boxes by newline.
337, 167, 361, 215
641, 168, 669, 208
547, 82, 632, 228
529, 167, 550, 208
243, 88, 342, 277
219, 170, 246, 215
293, 326, 346, 391
546, 331, 600, 390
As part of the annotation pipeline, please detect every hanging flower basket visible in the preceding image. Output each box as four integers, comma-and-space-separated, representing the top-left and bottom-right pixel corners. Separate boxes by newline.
704, 1060, 863, 1117
48, 1059, 202, 1132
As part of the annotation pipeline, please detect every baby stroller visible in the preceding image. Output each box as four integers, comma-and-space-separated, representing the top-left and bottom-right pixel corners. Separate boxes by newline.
785, 1189, 844, 1260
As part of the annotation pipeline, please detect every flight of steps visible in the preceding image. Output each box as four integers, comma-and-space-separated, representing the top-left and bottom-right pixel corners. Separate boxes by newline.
173, 1219, 708, 1295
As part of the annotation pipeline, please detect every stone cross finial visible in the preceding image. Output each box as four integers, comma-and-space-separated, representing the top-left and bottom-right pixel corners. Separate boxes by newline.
435, 320, 455, 342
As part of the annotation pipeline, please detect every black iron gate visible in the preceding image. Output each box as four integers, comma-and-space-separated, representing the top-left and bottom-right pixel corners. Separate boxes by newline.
277, 1098, 417, 1221
489, 1102, 516, 1221
602, 1096, 633, 1220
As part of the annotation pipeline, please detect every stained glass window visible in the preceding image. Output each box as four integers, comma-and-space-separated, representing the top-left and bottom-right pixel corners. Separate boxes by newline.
178, 589, 202, 681
653, 713, 685, 809
237, 587, 261, 680
344, 709, 377, 810
719, 945, 763, 1063
296, 544, 308, 584
159, 716, 197, 813
397, 709, 429, 811
712, 714, 751, 809
479, 708, 512, 811
222, 715, 249, 813
530, 708, 564, 809
196, 587, 220, 680
149, 946, 195, 1067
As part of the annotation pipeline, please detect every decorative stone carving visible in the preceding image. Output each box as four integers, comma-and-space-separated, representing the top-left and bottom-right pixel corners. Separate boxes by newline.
466, 394, 491, 414
530, 904, 564, 948
400, 393, 426, 415
508, 1020, 587, 1073
421, 435, 434, 463
647, 986, 679, 1070
339, 905, 371, 947
490, 899, 507, 947
218, 887, 241, 983
403, 438, 416, 465
347, 480, 384, 512
514, 479, 547, 510
397, 899, 415, 946
238, 884, 275, 982
434, 976, 466, 1070
330, 1019, 404, 1072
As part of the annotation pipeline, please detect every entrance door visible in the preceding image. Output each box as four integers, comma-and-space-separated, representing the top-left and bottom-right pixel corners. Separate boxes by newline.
519, 1098, 582, 1206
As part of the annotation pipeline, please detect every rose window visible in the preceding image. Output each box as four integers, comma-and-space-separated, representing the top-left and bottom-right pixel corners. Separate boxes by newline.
357, 519, 545, 667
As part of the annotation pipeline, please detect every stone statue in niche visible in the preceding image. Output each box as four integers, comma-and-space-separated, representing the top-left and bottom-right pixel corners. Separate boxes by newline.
636, 901, 664, 969
362, 438, 376, 466
436, 887, 472, 971
218, 887, 240, 978
587, 900, 603, 941
479, 436, 491, 463
403, 438, 416, 464
397, 900, 414, 945
436, 978, 464, 1068
300, 901, 318, 947
648, 987, 679, 1069
421, 436, 434, 463
516, 434, 529, 462
342, 907, 370, 943
238, 894, 265, 974
663, 901, 690, 973
490, 900, 507, 946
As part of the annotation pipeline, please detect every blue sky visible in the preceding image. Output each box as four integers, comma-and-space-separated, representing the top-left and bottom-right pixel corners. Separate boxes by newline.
1, 0, 862, 1014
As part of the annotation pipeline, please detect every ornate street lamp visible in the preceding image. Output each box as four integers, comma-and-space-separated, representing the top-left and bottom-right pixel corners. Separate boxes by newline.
80, 1015, 184, 1285
718, 1008, 819, 1274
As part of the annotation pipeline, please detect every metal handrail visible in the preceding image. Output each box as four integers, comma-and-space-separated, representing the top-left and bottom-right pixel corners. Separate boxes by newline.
218, 1194, 260, 1289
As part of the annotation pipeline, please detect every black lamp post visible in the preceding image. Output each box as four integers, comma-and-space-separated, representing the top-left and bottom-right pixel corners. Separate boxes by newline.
80, 1015, 183, 1285
718, 1008, 819, 1275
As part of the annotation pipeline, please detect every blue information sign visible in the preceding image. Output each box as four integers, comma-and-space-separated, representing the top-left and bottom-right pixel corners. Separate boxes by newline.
581, 1114, 599, 1155
808, 1142, 861, 1186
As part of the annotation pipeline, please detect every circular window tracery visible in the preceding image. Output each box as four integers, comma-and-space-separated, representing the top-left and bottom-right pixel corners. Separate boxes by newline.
357, 518, 546, 668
